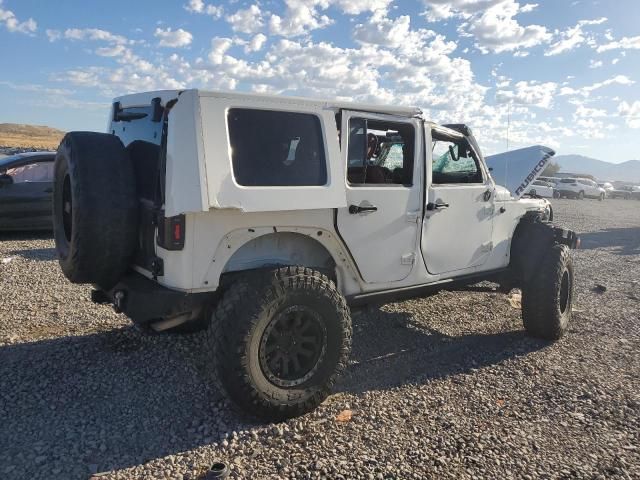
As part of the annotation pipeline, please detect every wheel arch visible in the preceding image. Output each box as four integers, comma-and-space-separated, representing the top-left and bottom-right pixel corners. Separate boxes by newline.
509, 214, 578, 286
202, 228, 358, 292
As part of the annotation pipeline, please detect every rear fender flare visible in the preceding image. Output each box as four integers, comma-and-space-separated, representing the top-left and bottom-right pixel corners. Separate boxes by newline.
201, 227, 359, 292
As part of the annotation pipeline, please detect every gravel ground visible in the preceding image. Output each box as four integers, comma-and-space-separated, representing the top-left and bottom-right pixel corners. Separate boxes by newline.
0, 199, 638, 480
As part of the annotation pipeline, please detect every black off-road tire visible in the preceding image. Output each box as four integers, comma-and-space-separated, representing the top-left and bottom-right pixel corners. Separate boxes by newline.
205, 266, 352, 421
53, 132, 138, 289
521, 244, 574, 340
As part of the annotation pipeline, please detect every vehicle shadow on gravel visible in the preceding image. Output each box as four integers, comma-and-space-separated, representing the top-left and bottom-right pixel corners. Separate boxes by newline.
0, 326, 252, 476
0, 231, 52, 242
8, 246, 56, 261
578, 227, 640, 256
340, 306, 547, 394
0, 308, 547, 476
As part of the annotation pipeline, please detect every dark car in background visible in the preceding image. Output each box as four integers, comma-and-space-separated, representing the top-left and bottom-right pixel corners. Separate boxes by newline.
0, 151, 56, 231
608, 185, 640, 200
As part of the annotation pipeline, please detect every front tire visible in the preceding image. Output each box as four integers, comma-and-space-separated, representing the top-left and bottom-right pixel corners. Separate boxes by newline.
521, 244, 574, 340
578, 191, 585, 200
205, 266, 352, 420
599, 193, 605, 201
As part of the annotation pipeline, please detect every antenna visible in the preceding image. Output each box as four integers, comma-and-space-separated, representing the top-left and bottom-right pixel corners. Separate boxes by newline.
505, 102, 511, 194
506, 102, 510, 151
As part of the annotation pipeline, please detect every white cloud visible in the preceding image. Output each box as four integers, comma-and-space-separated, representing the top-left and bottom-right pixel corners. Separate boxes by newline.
63, 28, 129, 45
46, 29, 61, 42
544, 17, 607, 56
184, 0, 223, 17
618, 101, 640, 128
269, 0, 333, 37
0, 0, 37, 35
421, 0, 549, 54
226, 5, 264, 34
559, 75, 634, 97
95, 44, 129, 57
154, 27, 193, 48
423, 0, 550, 54
333, 0, 393, 15
496, 80, 557, 108
463, 1, 551, 54
246, 33, 267, 53
589, 59, 603, 69
520, 3, 538, 13
596, 35, 640, 53
268, 0, 393, 38
574, 104, 607, 118
421, 0, 504, 21
209, 37, 234, 64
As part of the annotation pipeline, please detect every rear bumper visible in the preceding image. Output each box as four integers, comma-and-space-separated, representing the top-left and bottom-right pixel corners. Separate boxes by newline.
92, 271, 215, 325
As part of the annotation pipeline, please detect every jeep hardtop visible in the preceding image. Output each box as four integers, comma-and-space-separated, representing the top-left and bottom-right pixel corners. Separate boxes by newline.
52, 89, 578, 419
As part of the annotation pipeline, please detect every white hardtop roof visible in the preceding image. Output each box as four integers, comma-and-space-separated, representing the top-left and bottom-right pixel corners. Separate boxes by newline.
114, 89, 423, 118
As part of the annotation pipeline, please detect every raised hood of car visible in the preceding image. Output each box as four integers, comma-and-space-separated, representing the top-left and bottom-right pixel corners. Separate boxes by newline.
485, 145, 555, 200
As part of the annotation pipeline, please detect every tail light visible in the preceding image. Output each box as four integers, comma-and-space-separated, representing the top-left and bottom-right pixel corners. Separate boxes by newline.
157, 214, 185, 250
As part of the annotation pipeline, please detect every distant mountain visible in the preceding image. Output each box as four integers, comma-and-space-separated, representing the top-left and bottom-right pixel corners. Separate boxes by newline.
0, 123, 65, 150
553, 154, 640, 183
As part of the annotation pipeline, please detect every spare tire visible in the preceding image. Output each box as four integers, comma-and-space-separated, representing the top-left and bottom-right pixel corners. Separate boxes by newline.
53, 132, 138, 289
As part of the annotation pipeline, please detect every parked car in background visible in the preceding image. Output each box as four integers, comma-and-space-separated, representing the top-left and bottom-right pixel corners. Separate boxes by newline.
632, 186, 640, 200
0, 151, 56, 231
538, 176, 559, 184
597, 182, 614, 197
609, 185, 634, 199
524, 180, 556, 198
556, 177, 605, 200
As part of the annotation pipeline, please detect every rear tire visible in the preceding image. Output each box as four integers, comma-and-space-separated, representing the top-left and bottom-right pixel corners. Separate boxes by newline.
599, 193, 605, 201
578, 191, 584, 200
205, 266, 352, 420
521, 244, 574, 340
53, 132, 138, 289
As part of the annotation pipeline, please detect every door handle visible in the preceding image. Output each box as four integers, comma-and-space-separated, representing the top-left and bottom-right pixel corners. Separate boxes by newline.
349, 204, 378, 214
426, 202, 449, 211
483, 190, 492, 201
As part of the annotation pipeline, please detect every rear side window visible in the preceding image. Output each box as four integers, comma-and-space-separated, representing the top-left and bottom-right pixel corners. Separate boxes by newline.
228, 109, 327, 186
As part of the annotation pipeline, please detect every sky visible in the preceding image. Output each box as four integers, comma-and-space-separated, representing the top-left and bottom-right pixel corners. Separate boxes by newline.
1, 0, 639, 161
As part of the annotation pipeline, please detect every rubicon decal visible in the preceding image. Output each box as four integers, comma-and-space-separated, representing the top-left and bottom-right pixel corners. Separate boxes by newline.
515, 155, 552, 197
485, 145, 556, 200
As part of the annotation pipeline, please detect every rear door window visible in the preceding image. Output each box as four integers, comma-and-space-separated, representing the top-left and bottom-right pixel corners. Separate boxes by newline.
347, 118, 415, 186
228, 109, 327, 186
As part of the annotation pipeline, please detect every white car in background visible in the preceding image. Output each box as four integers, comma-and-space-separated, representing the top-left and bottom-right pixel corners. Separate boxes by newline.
556, 178, 606, 200
597, 182, 614, 197
524, 180, 556, 198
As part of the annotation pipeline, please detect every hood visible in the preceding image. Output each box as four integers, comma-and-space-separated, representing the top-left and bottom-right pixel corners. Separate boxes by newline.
485, 145, 555, 200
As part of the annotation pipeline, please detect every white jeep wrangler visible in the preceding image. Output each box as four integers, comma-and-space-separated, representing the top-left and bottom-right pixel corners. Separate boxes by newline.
52, 89, 578, 420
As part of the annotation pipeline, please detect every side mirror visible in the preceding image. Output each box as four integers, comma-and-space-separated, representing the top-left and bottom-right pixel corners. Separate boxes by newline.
0, 173, 13, 187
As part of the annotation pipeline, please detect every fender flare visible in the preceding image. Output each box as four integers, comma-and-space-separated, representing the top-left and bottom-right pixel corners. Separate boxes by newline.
510, 215, 578, 284
200, 227, 360, 292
